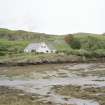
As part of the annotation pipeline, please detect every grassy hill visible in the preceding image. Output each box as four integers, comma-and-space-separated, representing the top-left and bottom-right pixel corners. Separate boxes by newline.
0, 28, 62, 41
0, 28, 105, 64
0, 28, 105, 57
0, 28, 69, 56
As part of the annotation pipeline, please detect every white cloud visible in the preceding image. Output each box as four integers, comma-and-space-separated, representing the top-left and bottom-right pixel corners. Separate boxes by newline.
0, 0, 105, 34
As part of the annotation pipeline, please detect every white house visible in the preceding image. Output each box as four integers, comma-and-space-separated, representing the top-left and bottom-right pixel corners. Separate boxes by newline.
24, 42, 56, 53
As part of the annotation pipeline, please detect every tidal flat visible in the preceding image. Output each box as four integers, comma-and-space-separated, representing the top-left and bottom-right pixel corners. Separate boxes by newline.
0, 63, 105, 105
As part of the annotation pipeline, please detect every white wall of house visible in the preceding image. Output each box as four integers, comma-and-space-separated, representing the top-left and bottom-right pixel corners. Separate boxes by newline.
24, 49, 30, 53
37, 42, 51, 53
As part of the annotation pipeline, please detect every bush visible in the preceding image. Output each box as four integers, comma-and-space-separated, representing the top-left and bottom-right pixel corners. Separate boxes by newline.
65, 35, 81, 49
65, 49, 96, 57
75, 49, 93, 57
93, 49, 105, 57
80, 36, 105, 51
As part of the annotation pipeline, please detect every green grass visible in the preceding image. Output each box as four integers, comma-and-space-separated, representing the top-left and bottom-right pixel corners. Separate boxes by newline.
0, 53, 81, 65
1, 28, 105, 59
0, 28, 69, 56
0, 39, 29, 56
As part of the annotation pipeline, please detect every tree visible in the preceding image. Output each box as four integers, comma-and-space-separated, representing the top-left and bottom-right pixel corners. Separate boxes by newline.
64, 34, 81, 49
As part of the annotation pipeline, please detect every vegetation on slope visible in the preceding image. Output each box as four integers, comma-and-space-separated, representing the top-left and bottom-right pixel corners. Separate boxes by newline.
0, 28, 105, 62
64, 34, 105, 57
0, 28, 68, 56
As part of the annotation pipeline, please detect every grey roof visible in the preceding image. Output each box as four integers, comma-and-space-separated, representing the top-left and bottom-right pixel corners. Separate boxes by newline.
44, 41, 56, 50
25, 42, 56, 51
25, 43, 40, 50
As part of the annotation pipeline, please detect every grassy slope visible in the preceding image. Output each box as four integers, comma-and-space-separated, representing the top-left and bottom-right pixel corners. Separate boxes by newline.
0, 28, 69, 55
74, 32, 105, 40
1, 29, 104, 53
0, 28, 105, 59
0, 28, 63, 42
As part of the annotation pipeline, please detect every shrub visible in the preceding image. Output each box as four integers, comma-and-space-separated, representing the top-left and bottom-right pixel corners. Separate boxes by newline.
80, 36, 105, 51
93, 49, 105, 57
65, 35, 81, 49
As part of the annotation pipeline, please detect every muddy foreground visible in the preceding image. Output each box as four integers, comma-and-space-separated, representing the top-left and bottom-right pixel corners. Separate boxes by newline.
0, 63, 105, 105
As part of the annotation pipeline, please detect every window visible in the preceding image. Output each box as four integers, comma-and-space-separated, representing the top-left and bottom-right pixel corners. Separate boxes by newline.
41, 46, 46, 48
31, 50, 36, 52
46, 50, 49, 53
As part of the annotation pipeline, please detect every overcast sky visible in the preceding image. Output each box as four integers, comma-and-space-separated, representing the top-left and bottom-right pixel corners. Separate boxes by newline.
0, 0, 105, 34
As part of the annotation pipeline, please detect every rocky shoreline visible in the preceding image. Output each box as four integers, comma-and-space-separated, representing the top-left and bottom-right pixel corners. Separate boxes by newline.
0, 56, 105, 66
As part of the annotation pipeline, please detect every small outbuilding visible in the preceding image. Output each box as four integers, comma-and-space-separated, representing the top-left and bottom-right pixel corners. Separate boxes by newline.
24, 42, 56, 53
